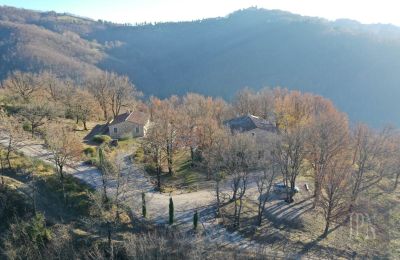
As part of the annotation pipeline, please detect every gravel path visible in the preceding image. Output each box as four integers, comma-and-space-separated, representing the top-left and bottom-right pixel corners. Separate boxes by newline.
0, 134, 310, 255
0, 135, 104, 187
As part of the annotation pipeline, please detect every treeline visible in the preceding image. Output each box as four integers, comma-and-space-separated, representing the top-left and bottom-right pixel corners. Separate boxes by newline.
0, 70, 140, 134
0, 69, 398, 256
143, 87, 400, 236
0, 14, 104, 80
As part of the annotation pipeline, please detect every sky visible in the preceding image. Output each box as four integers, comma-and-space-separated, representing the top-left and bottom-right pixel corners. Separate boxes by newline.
1, 0, 400, 26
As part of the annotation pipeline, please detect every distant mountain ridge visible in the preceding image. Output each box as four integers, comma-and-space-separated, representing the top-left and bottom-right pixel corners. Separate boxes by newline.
1, 6, 400, 127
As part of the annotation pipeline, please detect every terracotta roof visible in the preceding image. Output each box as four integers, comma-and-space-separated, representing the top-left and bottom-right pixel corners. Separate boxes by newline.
109, 111, 149, 126
224, 114, 277, 133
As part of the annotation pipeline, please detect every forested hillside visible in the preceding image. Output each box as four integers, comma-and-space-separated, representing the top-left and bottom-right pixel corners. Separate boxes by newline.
1, 6, 400, 126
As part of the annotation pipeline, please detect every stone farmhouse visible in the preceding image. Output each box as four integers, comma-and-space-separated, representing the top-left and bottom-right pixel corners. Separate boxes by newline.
224, 114, 277, 142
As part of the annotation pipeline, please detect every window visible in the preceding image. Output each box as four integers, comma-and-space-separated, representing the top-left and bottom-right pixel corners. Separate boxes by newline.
114, 128, 117, 133
135, 127, 139, 133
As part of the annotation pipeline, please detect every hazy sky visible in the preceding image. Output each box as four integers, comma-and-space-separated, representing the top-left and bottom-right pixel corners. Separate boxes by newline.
1, 0, 400, 26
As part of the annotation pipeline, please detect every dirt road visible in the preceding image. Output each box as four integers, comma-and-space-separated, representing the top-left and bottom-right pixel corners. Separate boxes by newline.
0, 134, 310, 255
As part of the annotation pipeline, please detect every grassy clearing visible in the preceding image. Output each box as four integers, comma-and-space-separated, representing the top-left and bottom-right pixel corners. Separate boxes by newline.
218, 176, 399, 259
115, 137, 140, 153
168, 150, 208, 189
135, 144, 211, 192
2, 149, 94, 221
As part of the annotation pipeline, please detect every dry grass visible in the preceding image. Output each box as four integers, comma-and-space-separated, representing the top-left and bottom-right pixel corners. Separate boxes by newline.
218, 176, 398, 259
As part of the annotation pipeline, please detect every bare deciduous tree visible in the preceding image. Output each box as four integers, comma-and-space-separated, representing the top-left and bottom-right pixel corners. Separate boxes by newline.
255, 166, 277, 226
87, 71, 139, 120
45, 124, 82, 204
70, 89, 99, 130
37, 71, 65, 102
196, 118, 224, 180
143, 121, 165, 190
272, 126, 308, 203
91, 150, 129, 258
319, 159, 351, 237
233, 87, 275, 121
108, 74, 139, 118
350, 124, 394, 210
0, 113, 25, 168
18, 102, 53, 137
221, 134, 257, 227
307, 108, 349, 207
151, 96, 182, 176
2, 71, 40, 102
87, 72, 112, 120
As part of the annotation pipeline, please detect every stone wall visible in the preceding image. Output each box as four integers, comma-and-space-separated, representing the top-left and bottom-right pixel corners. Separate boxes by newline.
109, 121, 144, 139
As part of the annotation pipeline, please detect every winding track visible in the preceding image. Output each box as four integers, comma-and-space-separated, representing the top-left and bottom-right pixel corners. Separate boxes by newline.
0, 134, 310, 256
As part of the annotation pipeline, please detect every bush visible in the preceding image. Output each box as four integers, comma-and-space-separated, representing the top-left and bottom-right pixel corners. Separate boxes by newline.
22, 122, 32, 132
144, 163, 156, 174
4, 104, 21, 115
92, 135, 111, 144
0, 186, 33, 230
118, 134, 131, 141
3, 213, 52, 259
83, 147, 96, 157
133, 147, 144, 161
64, 108, 75, 119
84, 158, 98, 166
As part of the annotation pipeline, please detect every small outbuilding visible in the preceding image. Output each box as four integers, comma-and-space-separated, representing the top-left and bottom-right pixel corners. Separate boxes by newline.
224, 114, 277, 145
108, 111, 150, 139
224, 114, 277, 134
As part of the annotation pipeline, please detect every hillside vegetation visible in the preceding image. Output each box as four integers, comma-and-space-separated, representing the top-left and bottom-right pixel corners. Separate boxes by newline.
1, 6, 400, 126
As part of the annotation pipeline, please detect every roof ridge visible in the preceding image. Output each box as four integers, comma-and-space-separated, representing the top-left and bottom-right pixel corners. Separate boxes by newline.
125, 111, 134, 121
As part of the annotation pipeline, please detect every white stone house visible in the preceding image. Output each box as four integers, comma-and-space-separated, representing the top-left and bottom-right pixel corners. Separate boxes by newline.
108, 111, 150, 139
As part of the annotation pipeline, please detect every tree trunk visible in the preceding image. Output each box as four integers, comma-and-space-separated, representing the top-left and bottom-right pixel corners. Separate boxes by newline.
103, 107, 108, 121
107, 221, 113, 259
233, 200, 238, 226
237, 197, 243, 228
207, 166, 211, 181
83, 120, 88, 131
257, 205, 263, 226
0, 158, 5, 187
215, 179, 220, 217
31, 123, 35, 138
32, 180, 37, 214
394, 172, 399, 191
7, 139, 12, 168
323, 221, 330, 238
102, 177, 108, 205
313, 178, 320, 208
232, 188, 237, 202
167, 144, 173, 175
190, 146, 194, 167
286, 190, 294, 204
59, 165, 67, 205
157, 165, 161, 191
323, 205, 332, 238
286, 180, 296, 203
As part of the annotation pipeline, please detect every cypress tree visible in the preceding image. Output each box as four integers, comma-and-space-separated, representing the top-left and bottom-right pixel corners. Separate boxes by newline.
169, 197, 174, 225
193, 210, 198, 230
142, 192, 146, 218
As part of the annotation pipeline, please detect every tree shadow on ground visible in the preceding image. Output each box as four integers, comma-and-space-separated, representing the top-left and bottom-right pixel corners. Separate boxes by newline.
295, 222, 357, 258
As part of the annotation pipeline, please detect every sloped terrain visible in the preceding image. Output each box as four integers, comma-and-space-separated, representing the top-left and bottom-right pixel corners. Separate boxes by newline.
2, 6, 400, 126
